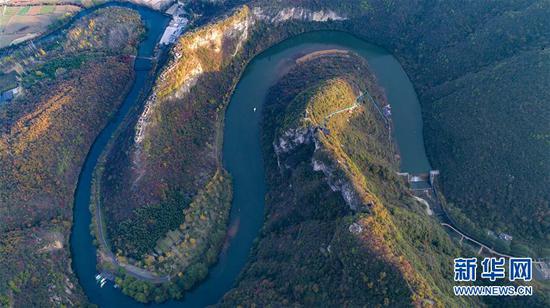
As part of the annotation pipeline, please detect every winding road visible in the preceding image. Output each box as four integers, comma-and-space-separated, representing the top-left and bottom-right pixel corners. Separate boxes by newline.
414, 184, 549, 265
69, 20, 549, 305
321, 93, 363, 126
95, 190, 170, 283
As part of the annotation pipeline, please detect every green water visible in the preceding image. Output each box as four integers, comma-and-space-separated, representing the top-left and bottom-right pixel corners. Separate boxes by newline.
72, 28, 430, 307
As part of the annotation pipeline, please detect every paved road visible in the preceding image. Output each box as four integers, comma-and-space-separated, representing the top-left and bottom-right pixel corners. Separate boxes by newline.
412, 184, 548, 266
321, 92, 368, 127
95, 187, 170, 283
323, 95, 362, 123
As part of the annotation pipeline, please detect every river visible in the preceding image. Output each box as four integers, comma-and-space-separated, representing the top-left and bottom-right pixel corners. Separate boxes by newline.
70, 11, 430, 306
68, 3, 170, 307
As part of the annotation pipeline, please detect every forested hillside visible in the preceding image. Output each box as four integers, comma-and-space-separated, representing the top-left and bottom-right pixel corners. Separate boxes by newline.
422, 49, 550, 255
90, 0, 548, 303
221, 52, 481, 307
249, 0, 550, 254
95, 7, 253, 302
0, 7, 144, 306
1, 0, 547, 306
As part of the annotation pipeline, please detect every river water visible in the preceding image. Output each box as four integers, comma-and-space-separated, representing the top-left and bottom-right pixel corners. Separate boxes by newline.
68, 4, 170, 307
70, 12, 430, 306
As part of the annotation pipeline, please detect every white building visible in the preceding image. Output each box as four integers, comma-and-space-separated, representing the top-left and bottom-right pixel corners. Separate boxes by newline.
159, 3, 188, 45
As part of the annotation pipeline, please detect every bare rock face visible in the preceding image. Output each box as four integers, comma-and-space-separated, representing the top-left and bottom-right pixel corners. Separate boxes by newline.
273, 126, 315, 156
311, 155, 363, 211
127, 0, 175, 11
274, 124, 363, 211
252, 6, 346, 23
134, 6, 254, 148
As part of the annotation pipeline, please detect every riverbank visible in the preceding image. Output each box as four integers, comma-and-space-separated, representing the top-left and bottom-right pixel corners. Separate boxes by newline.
0, 4, 149, 306
68, 3, 170, 306
221, 48, 474, 307
75, 20, 438, 304
89, 43, 172, 285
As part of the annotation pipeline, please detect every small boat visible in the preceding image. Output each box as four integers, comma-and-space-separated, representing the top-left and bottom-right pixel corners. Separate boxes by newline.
100, 280, 107, 288
95, 274, 101, 281
253, 107, 257, 112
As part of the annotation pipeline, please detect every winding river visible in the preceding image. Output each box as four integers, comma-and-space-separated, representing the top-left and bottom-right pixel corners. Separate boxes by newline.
69, 7, 430, 306
69, 4, 170, 307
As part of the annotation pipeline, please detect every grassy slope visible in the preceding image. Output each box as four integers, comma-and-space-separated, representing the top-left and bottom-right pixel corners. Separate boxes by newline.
0, 7, 143, 307
221, 53, 478, 307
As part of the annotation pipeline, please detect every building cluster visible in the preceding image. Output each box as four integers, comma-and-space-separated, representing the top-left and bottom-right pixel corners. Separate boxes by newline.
159, 2, 188, 45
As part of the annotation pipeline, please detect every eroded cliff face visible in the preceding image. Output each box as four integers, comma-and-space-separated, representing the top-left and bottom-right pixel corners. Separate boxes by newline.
252, 6, 346, 23
126, 0, 175, 11
130, 6, 254, 204
272, 77, 369, 212
134, 6, 254, 148
273, 124, 364, 211
220, 53, 468, 307
130, 3, 351, 203
99, 6, 257, 270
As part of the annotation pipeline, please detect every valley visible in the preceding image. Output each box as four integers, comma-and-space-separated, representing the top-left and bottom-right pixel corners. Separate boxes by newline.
0, 0, 548, 307
0, 5, 147, 306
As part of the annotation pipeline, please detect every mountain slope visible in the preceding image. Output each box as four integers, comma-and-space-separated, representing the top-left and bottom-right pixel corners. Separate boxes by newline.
0, 7, 144, 307
248, 0, 550, 255
221, 51, 478, 307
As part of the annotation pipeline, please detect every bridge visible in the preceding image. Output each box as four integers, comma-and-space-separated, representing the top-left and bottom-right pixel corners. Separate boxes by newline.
129, 55, 157, 61
129, 55, 158, 71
